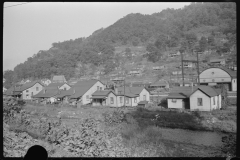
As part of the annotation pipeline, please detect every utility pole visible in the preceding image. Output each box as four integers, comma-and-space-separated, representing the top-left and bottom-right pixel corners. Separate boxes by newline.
181, 51, 185, 86
196, 50, 200, 86
124, 78, 125, 107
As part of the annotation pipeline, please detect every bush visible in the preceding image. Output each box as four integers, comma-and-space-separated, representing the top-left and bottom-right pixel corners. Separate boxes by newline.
102, 109, 125, 126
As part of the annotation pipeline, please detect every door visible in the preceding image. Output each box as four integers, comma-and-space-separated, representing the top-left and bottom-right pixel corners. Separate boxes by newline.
182, 99, 185, 109
183, 99, 190, 109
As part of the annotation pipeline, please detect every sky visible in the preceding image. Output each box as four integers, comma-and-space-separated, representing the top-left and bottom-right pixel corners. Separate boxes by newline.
3, 2, 191, 71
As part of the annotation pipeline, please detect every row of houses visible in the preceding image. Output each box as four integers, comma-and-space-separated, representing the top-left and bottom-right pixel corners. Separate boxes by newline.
4, 79, 151, 107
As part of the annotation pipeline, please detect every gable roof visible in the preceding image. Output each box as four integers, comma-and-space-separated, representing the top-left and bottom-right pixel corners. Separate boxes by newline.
168, 85, 220, 99
69, 80, 100, 99
6, 81, 43, 93
55, 88, 75, 98
47, 82, 70, 89
167, 93, 188, 99
192, 86, 220, 97
117, 87, 146, 95
91, 90, 115, 99
19, 80, 44, 91
92, 90, 114, 96
33, 88, 59, 98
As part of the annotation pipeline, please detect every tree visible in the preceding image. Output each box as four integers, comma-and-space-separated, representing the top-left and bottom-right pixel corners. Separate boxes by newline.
198, 36, 208, 52
125, 47, 132, 60
103, 61, 117, 75
154, 34, 168, 51
146, 43, 161, 62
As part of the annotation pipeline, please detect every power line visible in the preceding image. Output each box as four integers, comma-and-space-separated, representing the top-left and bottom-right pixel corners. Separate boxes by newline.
4, 2, 30, 8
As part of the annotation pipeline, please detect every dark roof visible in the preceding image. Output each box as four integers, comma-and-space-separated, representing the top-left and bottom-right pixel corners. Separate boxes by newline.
55, 88, 75, 98
117, 87, 145, 95
194, 86, 220, 97
47, 82, 70, 89
168, 85, 220, 99
167, 93, 189, 99
92, 90, 113, 96
70, 80, 100, 99
138, 100, 148, 105
14, 80, 43, 92
33, 89, 59, 98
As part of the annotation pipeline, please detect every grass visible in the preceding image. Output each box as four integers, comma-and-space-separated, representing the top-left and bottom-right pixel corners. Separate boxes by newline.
130, 107, 206, 131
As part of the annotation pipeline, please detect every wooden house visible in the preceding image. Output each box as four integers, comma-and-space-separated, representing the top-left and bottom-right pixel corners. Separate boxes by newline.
69, 80, 105, 105
166, 86, 222, 111
209, 59, 226, 66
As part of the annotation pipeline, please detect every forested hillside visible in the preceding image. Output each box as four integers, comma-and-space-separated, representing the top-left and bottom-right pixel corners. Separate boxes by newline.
3, 2, 236, 88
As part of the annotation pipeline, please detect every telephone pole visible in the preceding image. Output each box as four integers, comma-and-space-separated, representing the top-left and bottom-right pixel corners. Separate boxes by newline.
181, 51, 185, 86
124, 78, 125, 107
196, 50, 200, 86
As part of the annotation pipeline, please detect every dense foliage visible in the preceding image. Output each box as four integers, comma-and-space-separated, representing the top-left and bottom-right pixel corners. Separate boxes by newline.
3, 2, 236, 84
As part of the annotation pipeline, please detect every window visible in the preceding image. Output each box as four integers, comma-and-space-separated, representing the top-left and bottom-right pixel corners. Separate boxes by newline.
110, 97, 114, 104
31, 92, 33, 97
26, 90, 29, 93
172, 99, 177, 103
213, 97, 215, 105
120, 97, 123, 103
118, 91, 122, 94
64, 88, 66, 90
126, 97, 129, 104
97, 86, 99, 90
222, 79, 224, 81
197, 98, 203, 106
26, 94, 29, 98
100, 87, 102, 90
212, 79, 215, 82
36, 87, 39, 91
143, 95, 146, 101
134, 98, 137, 103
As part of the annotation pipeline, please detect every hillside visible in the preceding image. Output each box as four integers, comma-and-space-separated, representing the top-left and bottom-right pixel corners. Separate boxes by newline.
3, 2, 236, 88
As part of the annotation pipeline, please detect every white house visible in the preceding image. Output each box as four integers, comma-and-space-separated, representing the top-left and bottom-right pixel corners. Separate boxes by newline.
10, 80, 44, 100
91, 90, 120, 107
69, 80, 105, 105
116, 87, 150, 107
166, 86, 221, 111
189, 87, 221, 111
209, 59, 226, 66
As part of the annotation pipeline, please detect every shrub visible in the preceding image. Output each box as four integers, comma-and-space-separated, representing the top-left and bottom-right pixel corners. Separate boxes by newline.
102, 110, 125, 126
